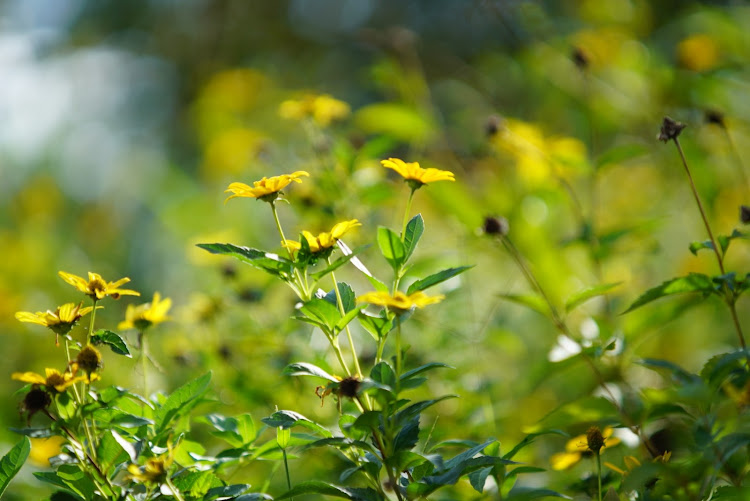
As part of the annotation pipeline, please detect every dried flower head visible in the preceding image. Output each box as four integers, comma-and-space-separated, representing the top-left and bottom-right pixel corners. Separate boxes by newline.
483, 216, 509, 236
20, 388, 51, 422
658, 116, 687, 143
75, 345, 102, 375
586, 426, 605, 454
705, 109, 726, 128
740, 205, 750, 224
338, 376, 361, 399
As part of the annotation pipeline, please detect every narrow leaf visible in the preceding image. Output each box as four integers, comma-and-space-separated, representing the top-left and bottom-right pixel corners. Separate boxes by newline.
197, 243, 293, 277
407, 266, 473, 295
497, 293, 550, 317
377, 227, 406, 270
565, 282, 622, 313
403, 214, 425, 261
0, 437, 31, 497
155, 372, 212, 432
283, 363, 339, 382
623, 273, 717, 313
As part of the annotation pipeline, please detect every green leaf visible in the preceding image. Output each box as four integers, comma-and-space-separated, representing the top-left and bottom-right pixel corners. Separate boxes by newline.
297, 298, 341, 333
206, 484, 251, 500
395, 395, 457, 425
276, 480, 381, 500
261, 410, 332, 438
502, 430, 567, 460
324, 282, 356, 312
506, 487, 571, 500
403, 214, 425, 261
565, 282, 622, 313
310, 245, 370, 283
197, 243, 293, 277
358, 310, 394, 341
91, 329, 131, 357
400, 363, 452, 382
406, 266, 473, 295
9, 428, 55, 438
53, 464, 97, 500
623, 273, 717, 313
700, 350, 749, 388
172, 470, 222, 498
469, 466, 492, 493
283, 362, 339, 382
497, 293, 550, 317
0, 437, 31, 498
235, 494, 273, 501
377, 227, 406, 270
55, 392, 76, 421
155, 372, 212, 433
393, 415, 420, 451
96, 431, 130, 474
718, 229, 746, 256
689, 239, 713, 256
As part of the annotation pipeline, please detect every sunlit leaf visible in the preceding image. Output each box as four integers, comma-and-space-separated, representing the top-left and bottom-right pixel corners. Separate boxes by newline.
0, 437, 30, 497
407, 266, 473, 294
377, 227, 406, 270
91, 329, 131, 357
403, 214, 424, 261
565, 282, 621, 313
623, 273, 717, 313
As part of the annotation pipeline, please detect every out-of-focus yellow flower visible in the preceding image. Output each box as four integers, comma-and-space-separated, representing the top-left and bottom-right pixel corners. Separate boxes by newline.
127, 454, 173, 484
550, 427, 621, 470
605, 451, 671, 476
282, 220, 361, 253
12, 368, 85, 393
381, 158, 455, 190
678, 34, 720, 72
15, 302, 97, 344
119, 292, 172, 331
357, 290, 444, 313
201, 127, 267, 179
279, 93, 350, 126
29, 436, 66, 467
59, 271, 140, 300
225, 171, 309, 203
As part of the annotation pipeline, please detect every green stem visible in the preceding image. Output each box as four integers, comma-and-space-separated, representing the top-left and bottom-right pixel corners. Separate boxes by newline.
395, 317, 403, 393
673, 138, 748, 355
283, 449, 293, 495
329, 336, 352, 376
401, 189, 416, 240
86, 298, 98, 346
270, 201, 309, 300
140, 331, 148, 397
165, 474, 187, 501
329, 266, 363, 379
596, 452, 602, 501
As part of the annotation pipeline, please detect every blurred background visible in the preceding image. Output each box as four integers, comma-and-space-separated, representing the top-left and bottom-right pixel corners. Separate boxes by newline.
2, 0, 750, 498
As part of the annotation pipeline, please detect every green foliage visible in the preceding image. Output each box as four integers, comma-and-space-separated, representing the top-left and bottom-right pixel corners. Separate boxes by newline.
0, 437, 30, 497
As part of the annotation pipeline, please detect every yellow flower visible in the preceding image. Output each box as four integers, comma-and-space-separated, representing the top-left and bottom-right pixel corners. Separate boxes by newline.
605, 451, 671, 476
29, 436, 66, 467
119, 292, 172, 331
225, 171, 309, 203
58, 271, 140, 300
15, 302, 97, 344
550, 426, 621, 471
381, 158, 455, 189
279, 93, 350, 126
127, 455, 173, 484
12, 368, 85, 393
677, 34, 720, 72
282, 219, 361, 253
356, 290, 444, 313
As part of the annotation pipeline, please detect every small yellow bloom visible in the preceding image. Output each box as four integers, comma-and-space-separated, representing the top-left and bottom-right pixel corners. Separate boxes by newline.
119, 292, 172, 331
550, 427, 621, 471
12, 368, 85, 393
381, 158, 455, 189
225, 171, 309, 203
59, 271, 140, 300
279, 93, 350, 126
127, 456, 173, 484
357, 290, 444, 313
16, 302, 97, 344
282, 219, 361, 253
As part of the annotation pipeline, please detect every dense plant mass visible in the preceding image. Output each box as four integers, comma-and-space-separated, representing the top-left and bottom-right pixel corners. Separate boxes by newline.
2, 2, 750, 500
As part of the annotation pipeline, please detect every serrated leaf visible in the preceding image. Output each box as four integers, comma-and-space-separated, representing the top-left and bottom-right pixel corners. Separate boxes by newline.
155, 372, 212, 433
700, 350, 749, 388
97, 431, 129, 473
403, 214, 424, 261
283, 362, 339, 382
623, 273, 717, 313
565, 282, 622, 313
407, 266, 473, 295
0, 437, 31, 497
298, 298, 341, 333
358, 310, 393, 341
197, 243, 293, 277
377, 227, 406, 270
324, 282, 356, 312
91, 329, 131, 357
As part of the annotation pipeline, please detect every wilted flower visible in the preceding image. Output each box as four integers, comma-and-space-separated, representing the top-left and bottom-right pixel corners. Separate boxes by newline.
381, 158, 455, 190
20, 388, 52, 422
550, 427, 621, 470
119, 292, 172, 331
59, 271, 140, 300
225, 171, 309, 203
483, 216, 509, 236
357, 290, 444, 313
16, 302, 98, 345
73, 345, 103, 376
658, 117, 687, 143
282, 219, 361, 254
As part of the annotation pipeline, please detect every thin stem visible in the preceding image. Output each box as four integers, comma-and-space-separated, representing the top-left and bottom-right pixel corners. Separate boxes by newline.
86, 298, 98, 345
723, 127, 750, 191
329, 267, 363, 379
330, 336, 352, 376
395, 317, 403, 393
673, 138, 747, 354
596, 452, 602, 501
270, 201, 308, 300
282, 449, 293, 496
401, 189, 416, 240
140, 331, 149, 397
165, 475, 187, 501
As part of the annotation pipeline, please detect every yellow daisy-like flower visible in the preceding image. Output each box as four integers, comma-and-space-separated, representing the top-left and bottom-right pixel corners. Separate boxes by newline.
58, 271, 140, 300
225, 171, 310, 203
381, 158, 455, 190
127, 455, 173, 484
12, 368, 85, 393
282, 219, 361, 253
550, 426, 621, 471
356, 290, 444, 313
16, 302, 97, 344
118, 292, 172, 331
279, 93, 350, 126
